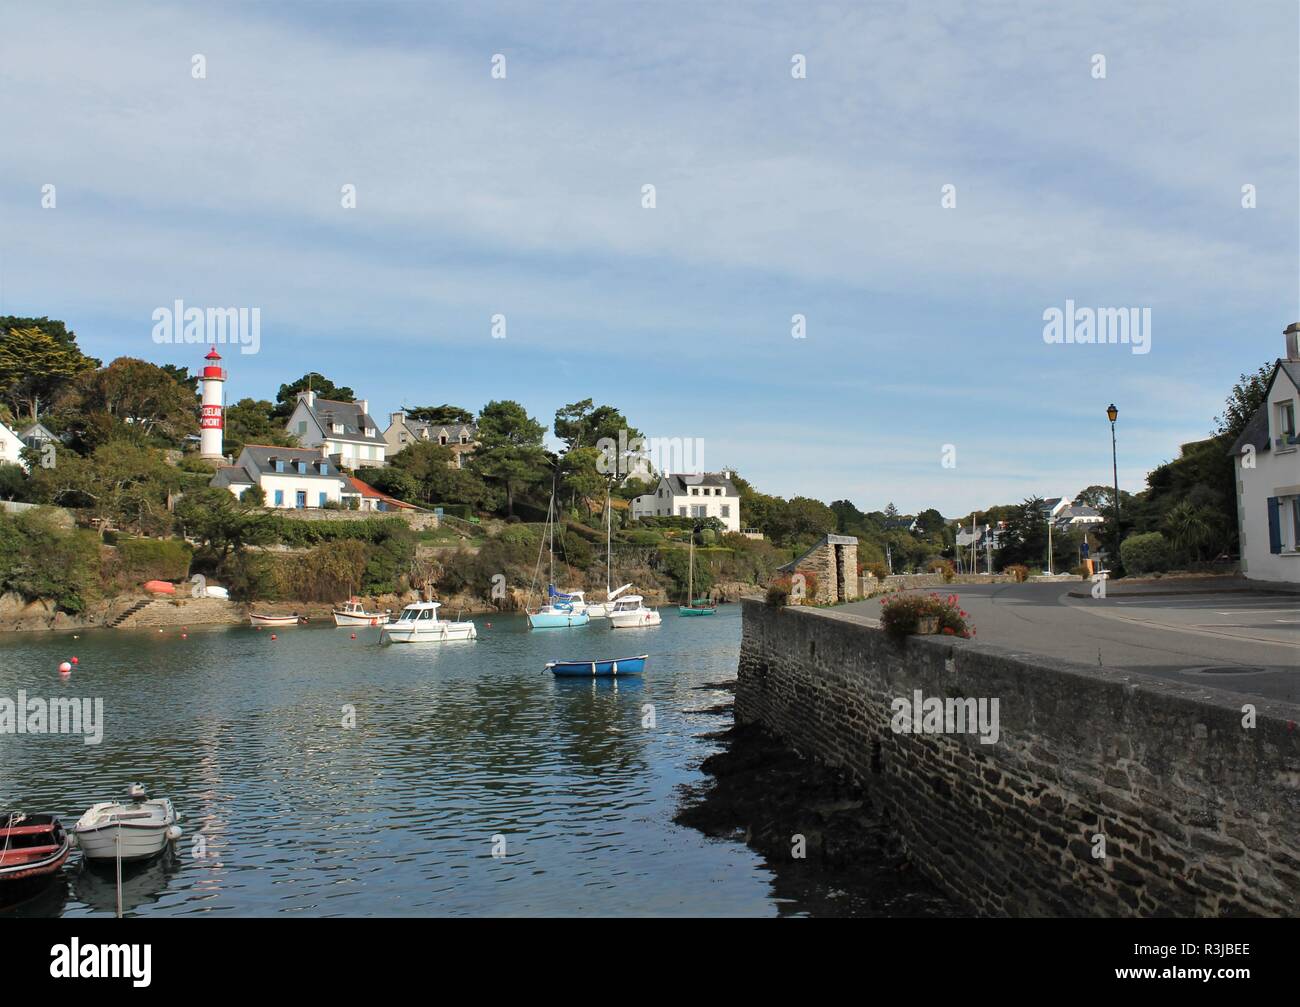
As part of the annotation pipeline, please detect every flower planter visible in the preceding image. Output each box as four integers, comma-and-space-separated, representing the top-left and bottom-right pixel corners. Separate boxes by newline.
915, 615, 940, 635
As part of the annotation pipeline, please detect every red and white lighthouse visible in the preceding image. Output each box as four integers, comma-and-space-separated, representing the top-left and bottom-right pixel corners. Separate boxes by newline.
199, 347, 226, 460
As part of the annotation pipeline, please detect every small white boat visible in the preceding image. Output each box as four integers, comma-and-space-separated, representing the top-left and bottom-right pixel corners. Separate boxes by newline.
608, 594, 662, 629
248, 612, 301, 628
332, 598, 390, 627
73, 785, 182, 863
380, 601, 477, 643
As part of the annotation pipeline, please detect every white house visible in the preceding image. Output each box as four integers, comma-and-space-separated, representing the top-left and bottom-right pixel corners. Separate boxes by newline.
1230, 322, 1300, 583
631, 471, 741, 533
211, 444, 348, 509
0, 420, 25, 471
285, 391, 387, 469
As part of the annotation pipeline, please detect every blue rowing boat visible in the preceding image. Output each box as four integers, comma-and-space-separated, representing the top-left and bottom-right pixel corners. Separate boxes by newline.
546, 655, 648, 677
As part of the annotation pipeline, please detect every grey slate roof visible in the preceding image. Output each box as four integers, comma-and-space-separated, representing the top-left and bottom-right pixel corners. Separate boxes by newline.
399, 418, 477, 443
302, 396, 386, 445
210, 465, 254, 488
239, 445, 340, 479
666, 473, 738, 495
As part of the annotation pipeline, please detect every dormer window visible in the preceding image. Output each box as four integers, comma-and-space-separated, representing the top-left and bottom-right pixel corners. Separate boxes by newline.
297, 462, 307, 474
440, 435, 448, 445
319, 462, 330, 475
274, 459, 284, 473
333, 422, 344, 434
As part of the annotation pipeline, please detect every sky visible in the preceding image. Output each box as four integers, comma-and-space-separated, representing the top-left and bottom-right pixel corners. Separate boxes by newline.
1, 0, 1297, 516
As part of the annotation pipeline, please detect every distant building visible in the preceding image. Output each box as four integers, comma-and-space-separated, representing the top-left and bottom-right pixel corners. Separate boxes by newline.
211, 444, 347, 509
286, 391, 387, 470
1230, 322, 1300, 583
1055, 503, 1104, 529
20, 422, 58, 453
382, 412, 477, 469
631, 471, 741, 533
346, 474, 417, 512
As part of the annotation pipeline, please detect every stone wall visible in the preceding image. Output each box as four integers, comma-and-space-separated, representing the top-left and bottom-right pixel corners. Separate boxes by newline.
736, 599, 1300, 916
274, 508, 439, 531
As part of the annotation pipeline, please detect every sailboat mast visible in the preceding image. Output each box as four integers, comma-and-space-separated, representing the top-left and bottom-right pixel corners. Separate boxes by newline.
687, 533, 694, 603
605, 487, 612, 595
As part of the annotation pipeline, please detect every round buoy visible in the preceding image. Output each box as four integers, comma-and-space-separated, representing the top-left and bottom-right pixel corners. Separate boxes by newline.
270, 634, 277, 641
486, 622, 492, 629
182, 633, 188, 639
350, 633, 356, 639
58, 661, 72, 675
158, 629, 164, 634
70, 657, 79, 665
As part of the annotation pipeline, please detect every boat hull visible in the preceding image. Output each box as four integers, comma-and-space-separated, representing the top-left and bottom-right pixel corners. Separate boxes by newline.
527, 611, 591, 629
249, 614, 299, 628
0, 815, 71, 884
678, 606, 716, 616
332, 610, 387, 627
609, 609, 662, 629
547, 655, 647, 677
73, 799, 180, 863
380, 622, 477, 643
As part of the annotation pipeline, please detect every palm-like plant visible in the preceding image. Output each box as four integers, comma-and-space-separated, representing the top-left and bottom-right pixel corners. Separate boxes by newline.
1163, 501, 1216, 563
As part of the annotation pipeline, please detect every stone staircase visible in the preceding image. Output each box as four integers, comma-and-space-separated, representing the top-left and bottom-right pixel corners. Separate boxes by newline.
106, 597, 157, 628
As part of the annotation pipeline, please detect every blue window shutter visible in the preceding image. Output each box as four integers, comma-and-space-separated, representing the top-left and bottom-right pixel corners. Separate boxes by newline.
319, 492, 327, 507
1266, 497, 1282, 554
274, 490, 284, 506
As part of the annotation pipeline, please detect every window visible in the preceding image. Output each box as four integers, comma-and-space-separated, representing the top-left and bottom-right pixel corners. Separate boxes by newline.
721, 505, 730, 518
274, 460, 284, 473
1293, 498, 1300, 551
365, 427, 375, 438
274, 489, 284, 506
1278, 401, 1297, 447
440, 435, 448, 445
297, 462, 307, 474
333, 423, 344, 434
297, 421, 306, 435
319, 463, 330, 475
678, 506, 687, 517
319, 492, 328, 508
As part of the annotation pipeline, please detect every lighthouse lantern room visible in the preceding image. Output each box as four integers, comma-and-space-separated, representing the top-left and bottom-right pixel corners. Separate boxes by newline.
199, 347, 226, 460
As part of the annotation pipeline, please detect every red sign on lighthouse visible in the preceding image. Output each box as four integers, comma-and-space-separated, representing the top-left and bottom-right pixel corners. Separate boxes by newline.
201, 405, 224, 429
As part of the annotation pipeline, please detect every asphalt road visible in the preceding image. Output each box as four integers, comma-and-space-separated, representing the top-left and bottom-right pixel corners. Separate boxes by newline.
841, 582, 1300, 704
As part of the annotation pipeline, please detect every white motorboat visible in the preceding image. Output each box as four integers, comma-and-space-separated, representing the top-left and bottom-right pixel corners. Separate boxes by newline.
583, 583, 633, 619
332, 598, 390, 627
72, 785, 182, 863
380, 601, 477, 643
608, 594, 662, 629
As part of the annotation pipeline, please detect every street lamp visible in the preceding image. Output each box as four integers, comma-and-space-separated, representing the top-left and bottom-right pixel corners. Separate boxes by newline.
1107, 404, 1119, 569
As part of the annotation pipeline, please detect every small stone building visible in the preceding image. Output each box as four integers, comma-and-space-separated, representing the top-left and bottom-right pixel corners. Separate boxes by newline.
777, 534, 859, 604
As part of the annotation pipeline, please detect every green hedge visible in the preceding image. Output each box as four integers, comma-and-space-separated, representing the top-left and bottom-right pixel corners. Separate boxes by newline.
118, 536, 192, 581
1120, 532, 1173, 575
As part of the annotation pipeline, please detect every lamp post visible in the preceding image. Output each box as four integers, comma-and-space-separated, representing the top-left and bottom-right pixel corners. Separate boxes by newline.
1107, 403, 1119, 569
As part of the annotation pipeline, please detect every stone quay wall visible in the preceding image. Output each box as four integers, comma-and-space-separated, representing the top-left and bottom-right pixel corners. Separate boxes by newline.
735, 598, 1300, 917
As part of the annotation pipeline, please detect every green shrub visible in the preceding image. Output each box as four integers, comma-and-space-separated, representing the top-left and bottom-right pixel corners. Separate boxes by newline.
117, 536, 192, 582
0, 508, 101, 613
1120, 532, 1173, 576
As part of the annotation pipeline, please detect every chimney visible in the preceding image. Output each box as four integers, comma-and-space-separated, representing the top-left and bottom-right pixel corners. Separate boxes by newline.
357, 399, 368, 418
300, 389, 315, 407
1286, 322, 1300, 362
390, 411, 405, 427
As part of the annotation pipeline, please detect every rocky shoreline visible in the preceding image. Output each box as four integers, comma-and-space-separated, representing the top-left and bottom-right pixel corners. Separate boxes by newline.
675, 702, 961, 917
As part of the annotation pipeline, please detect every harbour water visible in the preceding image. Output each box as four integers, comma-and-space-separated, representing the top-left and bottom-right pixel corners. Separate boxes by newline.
0, 607, 946, 917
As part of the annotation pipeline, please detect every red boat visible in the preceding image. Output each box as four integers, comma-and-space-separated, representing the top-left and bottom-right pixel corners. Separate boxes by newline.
0, 813, 71, 889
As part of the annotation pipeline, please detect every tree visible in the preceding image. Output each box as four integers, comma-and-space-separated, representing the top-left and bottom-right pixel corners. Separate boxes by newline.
912, 508, 947, 539
1162, 500, 1218, 563
225, 398, 296, 456
1214, 362, 1274, 442
0, 325, 98, 421
56, 358, 198, 447
175, 487, 275, 566
407, 404, 474, 426
471, 400, 550, 517
273, 373, 355, 418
